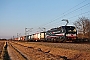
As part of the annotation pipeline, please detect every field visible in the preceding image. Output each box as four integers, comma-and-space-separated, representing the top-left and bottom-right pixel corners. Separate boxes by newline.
7, 41, 90, 60
0, 41, 5, 58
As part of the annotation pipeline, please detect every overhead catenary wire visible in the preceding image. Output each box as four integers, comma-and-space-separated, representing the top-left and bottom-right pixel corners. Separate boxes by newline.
68, 11, 90, 19
54, 11, 90, 27
52, 4, 90, 27
38, 0, 89, 27
40, 2, 90, 29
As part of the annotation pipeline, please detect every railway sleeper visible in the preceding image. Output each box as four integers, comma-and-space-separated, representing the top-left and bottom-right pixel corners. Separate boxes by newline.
9, 43, 28, 60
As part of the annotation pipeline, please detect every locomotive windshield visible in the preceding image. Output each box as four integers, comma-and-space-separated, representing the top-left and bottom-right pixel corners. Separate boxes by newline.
65, 26, 77, 34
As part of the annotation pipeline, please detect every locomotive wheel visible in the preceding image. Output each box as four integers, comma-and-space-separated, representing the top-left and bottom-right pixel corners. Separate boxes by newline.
59, 36, 66, 43
62, 39, 66, 43
53, 39, 57, 42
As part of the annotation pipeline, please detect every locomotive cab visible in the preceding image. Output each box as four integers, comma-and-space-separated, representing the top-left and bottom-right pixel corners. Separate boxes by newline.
62, 26, 77, 40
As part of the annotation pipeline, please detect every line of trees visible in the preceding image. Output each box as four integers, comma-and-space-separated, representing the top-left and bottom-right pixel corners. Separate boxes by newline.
73, 17, 90, 39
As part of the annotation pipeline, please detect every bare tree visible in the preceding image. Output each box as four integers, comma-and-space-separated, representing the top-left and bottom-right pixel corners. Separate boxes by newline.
73, 17, 90, 39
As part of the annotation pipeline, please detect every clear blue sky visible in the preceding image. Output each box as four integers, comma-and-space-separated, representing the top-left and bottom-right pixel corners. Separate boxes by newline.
0, 0, 90, 39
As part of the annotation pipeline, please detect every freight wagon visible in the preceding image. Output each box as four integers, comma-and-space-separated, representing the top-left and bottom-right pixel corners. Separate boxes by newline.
33, 33, 40, 41
40, 32, 46, 41
26, 32, 46, 42
20, 36, 26, 41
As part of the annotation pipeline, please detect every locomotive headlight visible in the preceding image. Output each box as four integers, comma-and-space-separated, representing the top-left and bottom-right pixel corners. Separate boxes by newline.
73, 29, 76, 32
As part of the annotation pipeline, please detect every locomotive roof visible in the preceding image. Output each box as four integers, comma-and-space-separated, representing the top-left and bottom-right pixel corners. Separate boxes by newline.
47, 26, 75, 32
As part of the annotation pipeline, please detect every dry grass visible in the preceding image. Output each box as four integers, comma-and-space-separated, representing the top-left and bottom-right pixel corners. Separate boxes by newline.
9, 41, 90, 60
0, 41, 5, 58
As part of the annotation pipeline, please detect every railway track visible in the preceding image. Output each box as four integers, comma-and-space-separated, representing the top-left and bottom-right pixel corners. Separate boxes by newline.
7, 41, 68, 60
8, 42, 29, 60
12, 41, 90, 52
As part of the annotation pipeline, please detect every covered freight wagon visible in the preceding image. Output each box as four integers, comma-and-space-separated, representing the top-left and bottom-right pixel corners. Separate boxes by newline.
27, 32, 46, 42
40, 32, 46, 41
20, 36, 26, 41
32, 32, 46, 42
33, 33, 40, 41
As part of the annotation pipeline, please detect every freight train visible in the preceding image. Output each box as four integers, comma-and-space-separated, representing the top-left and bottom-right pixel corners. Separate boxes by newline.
14, 26, 77, 42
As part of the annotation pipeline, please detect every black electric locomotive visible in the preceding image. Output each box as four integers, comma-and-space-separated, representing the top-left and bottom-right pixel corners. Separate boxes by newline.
45, 26, 77, 42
